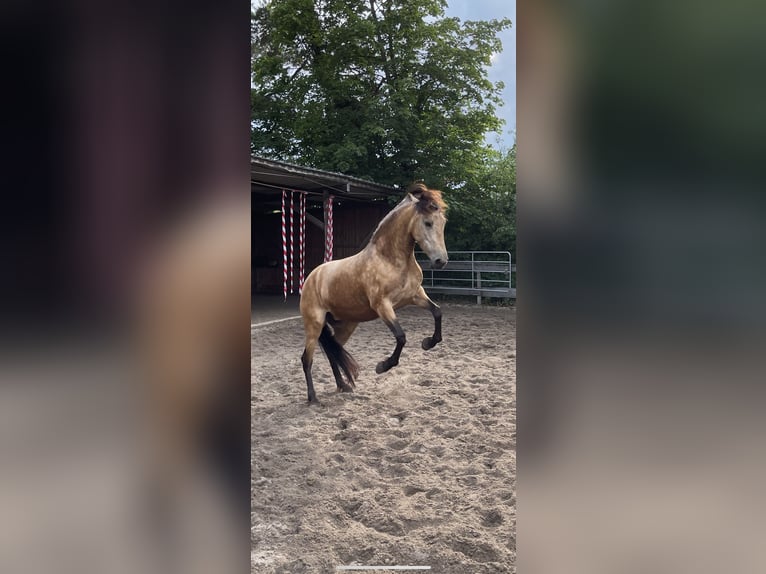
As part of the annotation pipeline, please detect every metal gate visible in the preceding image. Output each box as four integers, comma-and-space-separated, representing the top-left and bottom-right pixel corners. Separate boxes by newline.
415, 251, 516, 304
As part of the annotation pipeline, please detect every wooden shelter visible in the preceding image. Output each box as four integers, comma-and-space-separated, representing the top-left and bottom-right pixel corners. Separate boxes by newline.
251, 156, 401, 294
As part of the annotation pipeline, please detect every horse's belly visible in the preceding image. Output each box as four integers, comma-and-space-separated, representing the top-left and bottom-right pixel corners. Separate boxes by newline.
329, 304, 377, 322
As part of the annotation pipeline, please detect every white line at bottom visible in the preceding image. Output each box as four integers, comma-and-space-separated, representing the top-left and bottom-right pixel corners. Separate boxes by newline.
250, 315, 302, 328
336, 567, 430, 571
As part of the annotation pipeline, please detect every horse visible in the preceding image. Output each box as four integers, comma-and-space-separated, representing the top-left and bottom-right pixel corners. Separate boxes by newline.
299, 182, 448, 403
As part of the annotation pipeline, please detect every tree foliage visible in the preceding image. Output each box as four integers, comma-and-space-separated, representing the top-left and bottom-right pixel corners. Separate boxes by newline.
251, 0, 511, 188
445, 144, 516, 255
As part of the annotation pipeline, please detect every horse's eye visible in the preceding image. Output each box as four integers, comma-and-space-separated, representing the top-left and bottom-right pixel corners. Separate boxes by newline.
425, 221, 433, 228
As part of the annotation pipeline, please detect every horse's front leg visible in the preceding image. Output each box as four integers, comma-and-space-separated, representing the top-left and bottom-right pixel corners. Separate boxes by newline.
413, 286, 442, 350
373, 301, 406, 374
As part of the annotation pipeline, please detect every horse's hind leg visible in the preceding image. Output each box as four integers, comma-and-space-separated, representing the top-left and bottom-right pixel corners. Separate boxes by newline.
301, 313, 324, 404
328, 360, 353, 393
413, 286, 442, 350
301, 342, 319, 404
372, 301, 406, 374
328, 321, 358, 392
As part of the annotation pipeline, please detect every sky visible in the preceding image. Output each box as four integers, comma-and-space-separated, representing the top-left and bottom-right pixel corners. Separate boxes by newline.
444, 0, 516, 150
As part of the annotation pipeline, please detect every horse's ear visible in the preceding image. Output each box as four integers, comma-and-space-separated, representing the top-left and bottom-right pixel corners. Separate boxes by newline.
406, 182, 427, 199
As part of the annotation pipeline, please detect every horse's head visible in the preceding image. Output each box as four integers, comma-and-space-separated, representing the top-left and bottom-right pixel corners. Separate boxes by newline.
408, 183, 448, 269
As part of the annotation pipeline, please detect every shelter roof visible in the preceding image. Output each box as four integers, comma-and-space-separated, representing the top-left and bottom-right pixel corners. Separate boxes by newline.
251, 156, 400, 203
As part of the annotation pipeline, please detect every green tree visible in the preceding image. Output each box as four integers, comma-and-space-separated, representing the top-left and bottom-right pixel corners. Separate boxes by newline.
445, 144, 516, 255
251, 0, 511, 188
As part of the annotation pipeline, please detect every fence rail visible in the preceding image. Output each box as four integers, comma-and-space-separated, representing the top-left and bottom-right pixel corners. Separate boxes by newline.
415, 251, 515, 304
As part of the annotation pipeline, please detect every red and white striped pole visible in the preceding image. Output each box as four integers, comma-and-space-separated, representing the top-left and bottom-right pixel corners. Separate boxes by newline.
324, 194, 334, 262
288, 190, 295, 293
281, 189, 287, 301
299, 192, 306, 294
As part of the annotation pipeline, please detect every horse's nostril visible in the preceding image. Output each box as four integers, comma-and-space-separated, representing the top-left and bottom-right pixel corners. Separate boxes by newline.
434, 258, 446, 268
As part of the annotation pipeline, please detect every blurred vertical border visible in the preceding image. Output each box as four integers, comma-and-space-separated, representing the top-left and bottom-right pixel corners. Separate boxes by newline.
0, 1, 251, 573
519, 1, 766, 573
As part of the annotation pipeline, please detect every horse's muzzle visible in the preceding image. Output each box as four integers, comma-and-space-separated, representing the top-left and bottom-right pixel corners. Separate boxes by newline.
432, 258, 447, 269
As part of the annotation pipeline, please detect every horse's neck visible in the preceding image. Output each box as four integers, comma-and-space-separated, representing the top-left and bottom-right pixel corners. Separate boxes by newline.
368, 207, 415, 265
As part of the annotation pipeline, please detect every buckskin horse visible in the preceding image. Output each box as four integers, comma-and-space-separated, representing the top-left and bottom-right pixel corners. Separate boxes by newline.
299, 183, 448, 403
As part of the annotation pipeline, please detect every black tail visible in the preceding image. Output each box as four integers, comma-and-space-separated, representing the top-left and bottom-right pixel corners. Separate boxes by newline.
318, 324, 359, 388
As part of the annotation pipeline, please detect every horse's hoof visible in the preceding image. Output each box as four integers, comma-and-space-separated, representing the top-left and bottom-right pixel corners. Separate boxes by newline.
375, 360, 389, 374
422, 336, 441, 350
338, 383, 354, 393
308, 396, 321, 405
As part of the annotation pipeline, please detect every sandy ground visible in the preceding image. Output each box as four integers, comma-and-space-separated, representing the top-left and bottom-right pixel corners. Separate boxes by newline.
251, 303, 516, 573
